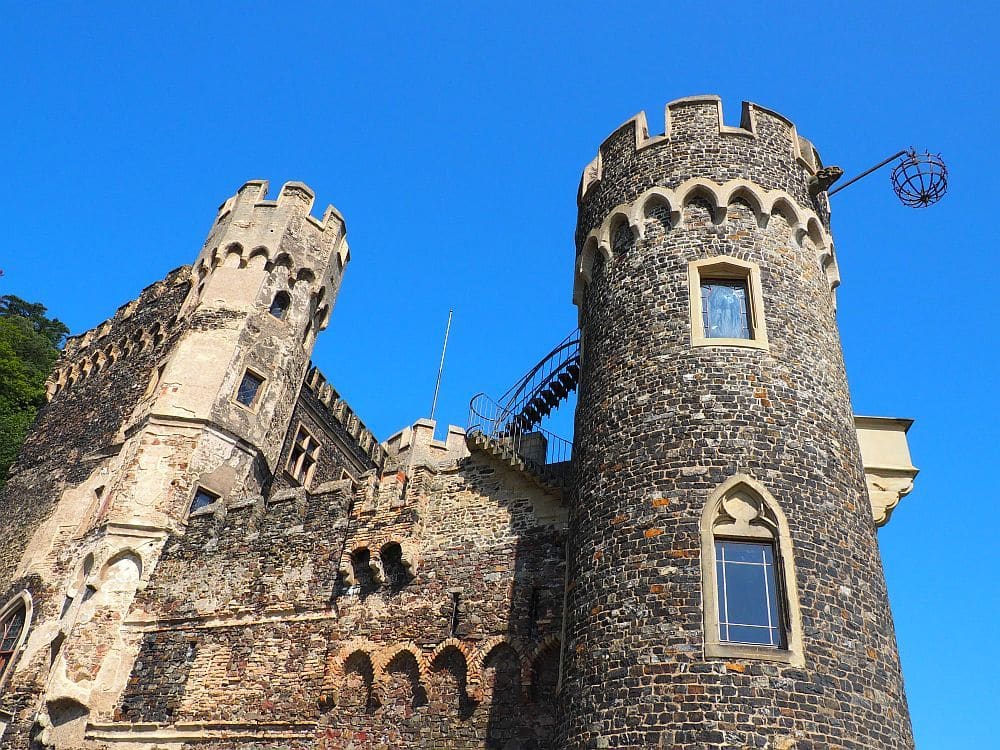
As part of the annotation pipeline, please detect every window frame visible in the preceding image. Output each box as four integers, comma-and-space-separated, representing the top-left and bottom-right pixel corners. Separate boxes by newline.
0, 592, 32, 694
233, 368, 267, 411
700, 475, 803, 665
188, 485, 221, 516
285, 422, 321, 488
688, 256, 769, 350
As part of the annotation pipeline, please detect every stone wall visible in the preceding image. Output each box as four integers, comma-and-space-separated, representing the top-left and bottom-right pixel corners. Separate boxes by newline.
561, 97, 913, 748
99, 423, 567, 749
0, 267, 191, 745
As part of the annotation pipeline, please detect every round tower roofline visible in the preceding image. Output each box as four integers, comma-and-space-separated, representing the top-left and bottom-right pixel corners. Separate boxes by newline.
578, 96, 824, 205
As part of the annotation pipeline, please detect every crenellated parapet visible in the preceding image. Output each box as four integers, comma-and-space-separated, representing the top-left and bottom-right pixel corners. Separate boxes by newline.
572, 97, 844, 311
45, 266, 191, 400
302, 365, 386, 468
578, 96, 825, 211
186, 180, 349, 338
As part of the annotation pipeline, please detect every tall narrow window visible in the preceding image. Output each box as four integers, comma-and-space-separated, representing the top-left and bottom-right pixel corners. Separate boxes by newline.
287, 425, 320, 486
0, 597, 29, 688
715, 540, 783, 647
701, 476, 803, 665
688, 257, 768, 350
269, 291, 291, 320
235, 370, 265, 408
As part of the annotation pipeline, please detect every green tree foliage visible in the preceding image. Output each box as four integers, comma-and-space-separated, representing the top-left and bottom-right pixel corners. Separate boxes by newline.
0, 295, 68, 488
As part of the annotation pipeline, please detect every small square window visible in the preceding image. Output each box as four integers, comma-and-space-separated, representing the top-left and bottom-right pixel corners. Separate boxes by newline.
190, 486, 220, 513
688, 257, 768, 350
701, 279, 751, 339
287, 425, 320, 487
235, 370, 265, 408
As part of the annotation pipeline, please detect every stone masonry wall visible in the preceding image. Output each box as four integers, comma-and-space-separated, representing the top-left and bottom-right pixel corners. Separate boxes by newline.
104, 428, 567, 749
0, 267, 191, 746
560, 98, 913, 749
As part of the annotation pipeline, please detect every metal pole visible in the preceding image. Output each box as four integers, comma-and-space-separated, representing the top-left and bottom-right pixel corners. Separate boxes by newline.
828, 150, 908, 196
429, 309, 453, 421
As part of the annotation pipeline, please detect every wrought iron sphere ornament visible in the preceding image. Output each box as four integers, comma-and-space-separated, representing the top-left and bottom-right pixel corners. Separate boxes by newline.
827, 147, 948, 208
890, 149, 948, 207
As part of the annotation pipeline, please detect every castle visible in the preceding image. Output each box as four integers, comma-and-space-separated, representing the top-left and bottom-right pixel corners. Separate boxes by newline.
0, 96, 920, 749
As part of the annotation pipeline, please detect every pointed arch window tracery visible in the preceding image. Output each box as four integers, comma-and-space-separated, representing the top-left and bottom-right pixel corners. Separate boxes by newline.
701, 476, 804, 665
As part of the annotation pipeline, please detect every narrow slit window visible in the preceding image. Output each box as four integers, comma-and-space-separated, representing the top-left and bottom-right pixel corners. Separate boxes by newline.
702, 279, 751, 339
235, 370, 265, 407
715, 540, 783, 647
269, 291, 291, 320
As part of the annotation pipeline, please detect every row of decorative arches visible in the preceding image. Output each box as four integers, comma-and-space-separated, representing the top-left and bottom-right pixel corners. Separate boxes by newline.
323, 635, 561, 712
575, 178, 840, 305
48, 317, 179, 398
191, 243, 333, 335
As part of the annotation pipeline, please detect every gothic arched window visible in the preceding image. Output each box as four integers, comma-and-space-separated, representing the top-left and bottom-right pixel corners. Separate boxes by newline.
701, 476, 803, 665
0, 594, 31, 690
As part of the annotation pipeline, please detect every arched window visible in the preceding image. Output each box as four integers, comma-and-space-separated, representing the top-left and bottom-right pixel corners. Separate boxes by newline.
0, 594, 31, 690
268, 291, 291, 320
701, 475, 803, 665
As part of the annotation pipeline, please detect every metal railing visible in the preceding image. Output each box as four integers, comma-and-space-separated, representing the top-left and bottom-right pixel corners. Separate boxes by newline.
497, 330, 580, 429
468, 392, 573, 469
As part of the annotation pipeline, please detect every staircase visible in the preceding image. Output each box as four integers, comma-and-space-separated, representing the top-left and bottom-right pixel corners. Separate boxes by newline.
466, 330, 579, 497
496, 330, 580, 434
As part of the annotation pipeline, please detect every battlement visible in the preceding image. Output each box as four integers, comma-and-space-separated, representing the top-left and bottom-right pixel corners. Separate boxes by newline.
47, 266, 191, 399
214, 180, 347, 241
383, 419, 468, 468
302, 365, 386, 467
579, 96, 824, 203
192, 181, 350, 292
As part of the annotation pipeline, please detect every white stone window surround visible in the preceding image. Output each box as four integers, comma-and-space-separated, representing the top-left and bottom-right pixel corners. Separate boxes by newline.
700, 475, 804, 666
687, 256, 769, 351
0, 592, 32, 694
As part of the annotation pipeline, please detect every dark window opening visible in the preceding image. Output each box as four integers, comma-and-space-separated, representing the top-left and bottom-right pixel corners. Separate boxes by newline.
190, 486, 220, 514
450, 591, 461, 636
236, 370, 264, 407
380, 543, 413, 592
268, 291, 291, 320
351, 548, 379, 598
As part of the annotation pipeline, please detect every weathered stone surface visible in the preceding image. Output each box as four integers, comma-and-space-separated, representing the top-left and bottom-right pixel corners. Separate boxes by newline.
562, 97, 914, 748
0, 97, 917, 750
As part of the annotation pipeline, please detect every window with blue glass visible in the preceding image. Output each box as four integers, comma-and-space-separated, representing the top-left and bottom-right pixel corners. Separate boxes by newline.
235, 370, 265, 408
701, 279, 751, 340
715, 540, 784, 647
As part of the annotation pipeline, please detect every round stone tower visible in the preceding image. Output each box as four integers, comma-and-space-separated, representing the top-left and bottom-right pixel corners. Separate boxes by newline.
561, 96, 913, 749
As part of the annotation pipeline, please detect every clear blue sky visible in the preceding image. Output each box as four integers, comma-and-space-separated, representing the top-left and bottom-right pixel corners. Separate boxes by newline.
1, 2, 995, 745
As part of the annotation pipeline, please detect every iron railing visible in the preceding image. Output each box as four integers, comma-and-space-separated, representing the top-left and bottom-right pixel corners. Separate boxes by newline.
484, 330, 580, 436
468, 391, 573, 468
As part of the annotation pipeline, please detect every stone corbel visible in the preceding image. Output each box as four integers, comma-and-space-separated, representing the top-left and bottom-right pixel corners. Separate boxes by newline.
855, 416, 919, 527
865, 469, 916, 527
